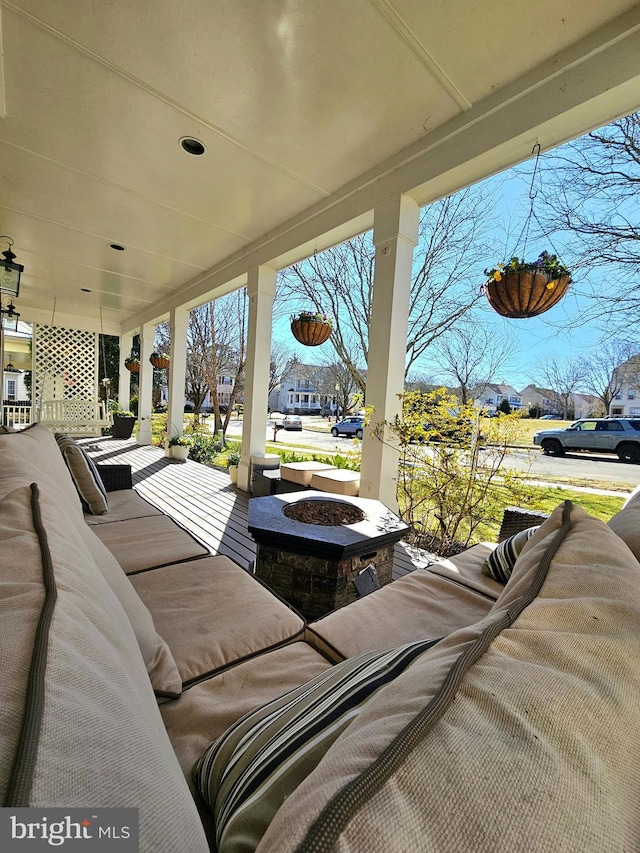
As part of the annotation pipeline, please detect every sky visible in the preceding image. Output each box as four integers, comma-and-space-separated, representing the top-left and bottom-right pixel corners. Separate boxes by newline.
269, 127, 630, 394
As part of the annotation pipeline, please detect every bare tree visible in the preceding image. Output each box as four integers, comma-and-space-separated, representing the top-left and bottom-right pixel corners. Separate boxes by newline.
186, 292, 248, 433
431, 319, 517, 404
269, 342, 295, 398
277, 184, 499, 391
538, 112, 640, 332
582, 340, 640, 416
537, 355, 586, 419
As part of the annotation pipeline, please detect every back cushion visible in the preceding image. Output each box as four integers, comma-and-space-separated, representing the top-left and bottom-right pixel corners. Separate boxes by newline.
0, 482, 208, 851
55, 434, 108, 515
258, 502, 640, 853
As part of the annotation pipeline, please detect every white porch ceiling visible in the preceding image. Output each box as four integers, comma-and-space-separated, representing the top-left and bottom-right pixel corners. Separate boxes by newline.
1, 0, 640, 335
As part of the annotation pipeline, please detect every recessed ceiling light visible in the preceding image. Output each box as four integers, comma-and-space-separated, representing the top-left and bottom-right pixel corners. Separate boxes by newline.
109, 243, 125, 251
81, 288, 92, 293
179, 137, 206, 156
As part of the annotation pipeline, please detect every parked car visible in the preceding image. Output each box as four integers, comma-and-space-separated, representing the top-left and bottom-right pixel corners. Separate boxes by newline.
282, 414, 303, 431
533, 418, 640, 462
540, 413, 562, 419
331, 416, 364, 439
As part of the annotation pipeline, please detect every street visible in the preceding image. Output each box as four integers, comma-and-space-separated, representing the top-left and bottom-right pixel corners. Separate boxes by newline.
221, 416, 640, 490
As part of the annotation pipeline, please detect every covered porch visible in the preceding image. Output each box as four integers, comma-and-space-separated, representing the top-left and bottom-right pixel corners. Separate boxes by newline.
2, 2, 640, 510
78, 434, 426, 578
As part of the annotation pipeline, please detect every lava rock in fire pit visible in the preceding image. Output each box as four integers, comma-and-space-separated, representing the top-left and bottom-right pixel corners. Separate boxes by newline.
283, 499, 365, 526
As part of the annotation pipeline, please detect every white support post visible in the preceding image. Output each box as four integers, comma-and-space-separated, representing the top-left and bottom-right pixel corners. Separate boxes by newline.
167, 306, 189, 443
238, 265, 276, 491
118, 333, 132, 412
136, 324, 154, 445
360, 195, 419, 511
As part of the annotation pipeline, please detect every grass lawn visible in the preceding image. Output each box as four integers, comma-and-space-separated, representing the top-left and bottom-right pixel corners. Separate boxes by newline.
509, 417, 573, 446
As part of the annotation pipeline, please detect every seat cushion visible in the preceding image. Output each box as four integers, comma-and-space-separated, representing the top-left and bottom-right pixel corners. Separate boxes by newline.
84, 488, 164, 525
309, 469, 360, 496
280, 462, 337, 486
426, 543, 503, 600
260, 502, 640, 853
130, 556, 305, 684
307, 567, 494, 659
92, 514, 209, 573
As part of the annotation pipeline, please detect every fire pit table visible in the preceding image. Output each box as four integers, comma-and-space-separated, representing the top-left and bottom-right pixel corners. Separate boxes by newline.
248, 491, 409, 620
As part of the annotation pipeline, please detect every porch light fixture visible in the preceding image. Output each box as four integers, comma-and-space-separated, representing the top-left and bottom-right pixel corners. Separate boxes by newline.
4, 362, 22, 374
0, 237, 24, 298
0, 300, 20, 332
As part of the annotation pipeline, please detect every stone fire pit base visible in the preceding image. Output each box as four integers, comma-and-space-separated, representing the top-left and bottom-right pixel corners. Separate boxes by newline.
255, 542, 396, 621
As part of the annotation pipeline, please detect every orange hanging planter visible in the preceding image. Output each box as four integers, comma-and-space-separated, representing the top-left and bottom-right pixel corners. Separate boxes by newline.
483, 252, 571, 319
149, 352, 171, 369
124, 358, 140, 373
290, 312, 333, 346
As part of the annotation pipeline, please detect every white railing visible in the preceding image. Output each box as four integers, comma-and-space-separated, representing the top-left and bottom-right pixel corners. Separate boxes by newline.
3, 404, 32, 429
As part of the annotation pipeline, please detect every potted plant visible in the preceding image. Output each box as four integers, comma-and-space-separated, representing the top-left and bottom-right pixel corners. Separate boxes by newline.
149, 351, 171, 369
226, 449, 241, 485
112, 409, 136, 439
483, 251, 571, 318
124, 356, 140, 373
290, 311, 333, 346
168, 435, 190, 461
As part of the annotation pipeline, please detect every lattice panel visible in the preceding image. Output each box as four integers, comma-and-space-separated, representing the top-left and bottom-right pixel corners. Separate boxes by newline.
34, 324, 98, 409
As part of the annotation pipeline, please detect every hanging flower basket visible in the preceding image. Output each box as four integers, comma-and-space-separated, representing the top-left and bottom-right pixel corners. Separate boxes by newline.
483, 252, 571, 319
290, 311, 333, 346
124, 358, 140, 373
149, 352, 170, 369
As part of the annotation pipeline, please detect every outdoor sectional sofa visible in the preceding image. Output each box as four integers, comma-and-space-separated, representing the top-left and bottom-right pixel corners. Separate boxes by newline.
1, 423, 640, 852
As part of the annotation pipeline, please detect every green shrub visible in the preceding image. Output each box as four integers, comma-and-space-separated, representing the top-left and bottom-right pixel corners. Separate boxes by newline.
186, 432, 220, 465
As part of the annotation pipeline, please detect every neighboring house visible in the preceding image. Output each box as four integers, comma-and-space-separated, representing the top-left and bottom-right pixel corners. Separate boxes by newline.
270, 363, 323, 415
572, 393, 602, 419
2, 320, 32, 427
519, 385, 562, 417
473, 383, 522, 414
610, 355, 640, 417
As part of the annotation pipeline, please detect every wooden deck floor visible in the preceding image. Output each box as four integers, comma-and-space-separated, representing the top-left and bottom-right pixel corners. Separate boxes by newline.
81, 437, 430, 578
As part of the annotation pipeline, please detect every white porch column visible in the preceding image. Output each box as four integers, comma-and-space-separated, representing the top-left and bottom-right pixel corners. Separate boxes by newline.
136, 324, 154, 445
167, 306, 189, 441
360, 195, 419, 510
118, 333, 132, 411
238, 265, 276, 491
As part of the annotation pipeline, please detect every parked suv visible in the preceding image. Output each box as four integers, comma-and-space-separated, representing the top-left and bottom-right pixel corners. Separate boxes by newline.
331, 416, 364, 439
533, 418, 640, 462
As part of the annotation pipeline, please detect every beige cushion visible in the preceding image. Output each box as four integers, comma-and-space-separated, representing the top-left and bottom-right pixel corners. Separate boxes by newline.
307, 567, 494, 659
608, 499, 640, 561
426, 542, 503, 600
55, 434, 108, 514
85, 488, 164, 524
260, 502, 640, 852
130, 556, 305, 684
0, 482, 208, 851
310, 468, 360, 496
280, 461, 338, 486
0, 424, 83, 516
78, 525, 182, 698
92, 514, 209, 573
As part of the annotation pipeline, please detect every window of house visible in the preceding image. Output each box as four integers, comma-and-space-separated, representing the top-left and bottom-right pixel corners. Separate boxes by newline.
628, 390, 636, 400
615, 392, 622, 400
6, 378, 16, 401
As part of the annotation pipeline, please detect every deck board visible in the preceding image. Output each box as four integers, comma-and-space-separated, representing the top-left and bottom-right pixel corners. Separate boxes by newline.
81, 437, 432, 579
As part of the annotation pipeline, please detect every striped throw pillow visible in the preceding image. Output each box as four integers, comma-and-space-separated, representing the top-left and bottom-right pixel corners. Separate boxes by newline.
481, 526, 540, 583
194, 637, 441, 853
55, 434, 108, 515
